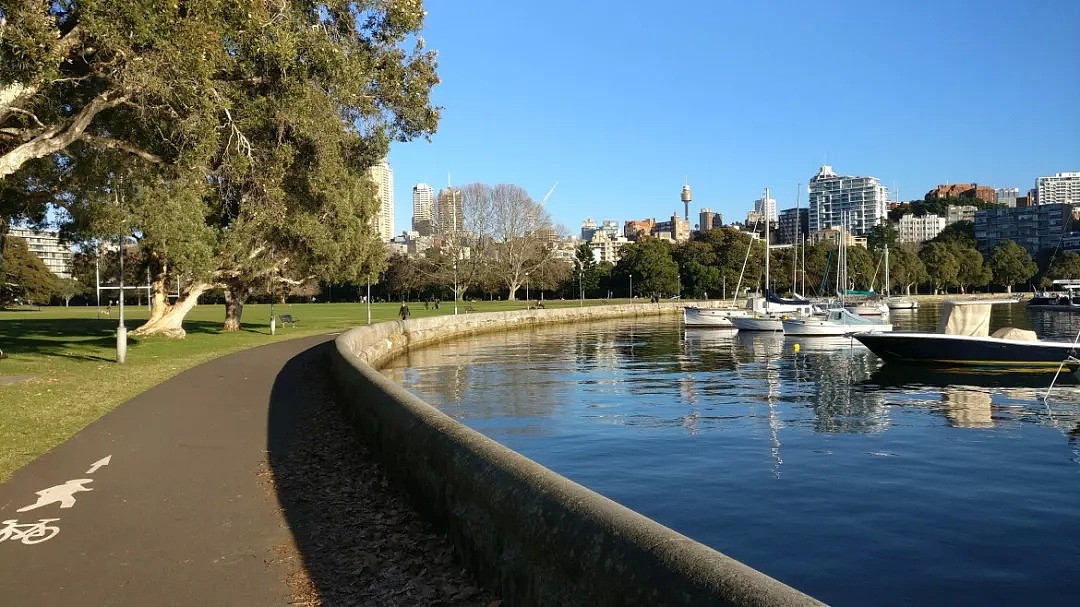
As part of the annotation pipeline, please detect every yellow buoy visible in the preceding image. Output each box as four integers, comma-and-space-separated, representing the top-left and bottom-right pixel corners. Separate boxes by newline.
794, 343, 801, 353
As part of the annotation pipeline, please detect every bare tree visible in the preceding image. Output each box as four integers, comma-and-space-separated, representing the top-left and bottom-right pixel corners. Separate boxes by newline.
456, 183, 557, 300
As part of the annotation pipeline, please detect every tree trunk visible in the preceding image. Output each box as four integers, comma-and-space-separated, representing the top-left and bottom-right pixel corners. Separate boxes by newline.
223, 282, 249, 332
508, 282, 520, 301
1006, 284, 1013, 294
132, 281, 209, 338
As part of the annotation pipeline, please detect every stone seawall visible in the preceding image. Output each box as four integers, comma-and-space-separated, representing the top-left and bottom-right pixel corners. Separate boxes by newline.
330, 304, 824, 607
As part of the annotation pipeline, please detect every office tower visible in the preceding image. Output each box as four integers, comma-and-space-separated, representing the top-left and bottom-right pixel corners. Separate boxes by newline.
754, 192, 778, 223
437, 187, 463, 235
807, 165, 888, 235
699, 208, 721, 232
1036, 172, 1080, 205
368, 156, 394, 240
411, 183, 435, 235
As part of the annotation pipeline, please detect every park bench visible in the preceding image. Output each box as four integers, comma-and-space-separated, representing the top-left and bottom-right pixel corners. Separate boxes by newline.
278, 314, 298, 327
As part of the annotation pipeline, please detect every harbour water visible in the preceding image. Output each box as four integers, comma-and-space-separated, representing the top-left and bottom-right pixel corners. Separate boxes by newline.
380, 303, 1080, 606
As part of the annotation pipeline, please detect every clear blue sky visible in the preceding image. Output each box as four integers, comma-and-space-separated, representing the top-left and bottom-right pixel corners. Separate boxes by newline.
390, 0, 1080, 234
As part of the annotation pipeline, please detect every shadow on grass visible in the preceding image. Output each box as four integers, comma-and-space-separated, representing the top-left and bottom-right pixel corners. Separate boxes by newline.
0, 318, 225, 358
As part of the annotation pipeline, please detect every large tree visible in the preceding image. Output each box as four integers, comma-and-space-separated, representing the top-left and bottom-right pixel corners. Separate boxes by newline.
1, 235, 58, 305
989, 240, 1037, 293
920, 242, 959, 294
11, 2, 439, 336
613, 237, 679, 297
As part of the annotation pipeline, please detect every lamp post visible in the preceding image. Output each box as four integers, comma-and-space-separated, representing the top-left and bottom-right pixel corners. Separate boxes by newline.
525, 272, 530, 303
366, 279, 371, 325
629, 273, 633, 304
116, 231, 126, 363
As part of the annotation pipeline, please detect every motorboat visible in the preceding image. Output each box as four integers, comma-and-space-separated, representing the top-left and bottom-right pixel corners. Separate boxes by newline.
845, 299, 890, 315
1027, 279, 1080, 311
853, 299, 1080, 370
782, 306, 893, 337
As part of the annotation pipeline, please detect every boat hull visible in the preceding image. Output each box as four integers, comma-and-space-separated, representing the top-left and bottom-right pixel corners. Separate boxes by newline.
886, 298, 918, 310
783, 318, 892, 337
853, 332, 1080, 369
682, 306, 745, 328
730, 315, 785, 332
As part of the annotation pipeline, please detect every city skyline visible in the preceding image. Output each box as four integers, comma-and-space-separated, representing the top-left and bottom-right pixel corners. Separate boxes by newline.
388, 1, 1079, 234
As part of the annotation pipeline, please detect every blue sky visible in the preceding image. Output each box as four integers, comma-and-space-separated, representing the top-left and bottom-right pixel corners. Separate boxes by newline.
390, 0, 1079, 234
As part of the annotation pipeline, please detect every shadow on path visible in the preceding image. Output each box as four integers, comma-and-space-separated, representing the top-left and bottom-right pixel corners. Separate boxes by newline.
265, 343, 498, 606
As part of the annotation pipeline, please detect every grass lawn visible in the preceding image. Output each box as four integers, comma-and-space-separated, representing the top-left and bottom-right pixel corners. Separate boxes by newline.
0, 297, 619, 482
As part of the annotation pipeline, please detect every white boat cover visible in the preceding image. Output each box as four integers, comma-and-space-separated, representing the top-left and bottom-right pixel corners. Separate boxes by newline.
990, 327, 1038, 341
937, 302, 991, 336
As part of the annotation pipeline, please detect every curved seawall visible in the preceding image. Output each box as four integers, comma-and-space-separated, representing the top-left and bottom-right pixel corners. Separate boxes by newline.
330, 303, 824, 606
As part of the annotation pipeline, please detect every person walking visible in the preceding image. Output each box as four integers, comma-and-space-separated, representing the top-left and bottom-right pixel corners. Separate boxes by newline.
399, 302, 411, 321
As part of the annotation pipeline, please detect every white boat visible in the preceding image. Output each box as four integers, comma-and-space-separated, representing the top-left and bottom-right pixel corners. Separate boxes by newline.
732, 186, 812, 332
845, 300, 890, 315
682, 305, 750, 328
782, 306, 893, 336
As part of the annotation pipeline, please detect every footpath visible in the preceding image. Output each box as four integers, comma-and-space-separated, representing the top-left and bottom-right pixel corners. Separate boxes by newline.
0, 334, 495, 606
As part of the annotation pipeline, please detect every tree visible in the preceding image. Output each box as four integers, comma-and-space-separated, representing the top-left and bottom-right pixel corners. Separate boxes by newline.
1, 235, 58, 305
989, 240, 1037, 293
5, 3, 438, 337
54, 277, 86, 306
613, 237, 679, 297
919, 242, 959, 293
459, 183, 556, 301
952, 244, 991, 293
887, 244, 927, 295
930, 220, 976, 249
1047, 252, 1080, 284
866, 222, 899, 255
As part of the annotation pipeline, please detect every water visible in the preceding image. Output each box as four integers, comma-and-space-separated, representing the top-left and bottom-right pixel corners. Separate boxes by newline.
380, 303, 1080, 606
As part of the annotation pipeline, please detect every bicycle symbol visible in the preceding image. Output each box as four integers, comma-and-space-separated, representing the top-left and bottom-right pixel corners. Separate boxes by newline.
0, 518, 61, 545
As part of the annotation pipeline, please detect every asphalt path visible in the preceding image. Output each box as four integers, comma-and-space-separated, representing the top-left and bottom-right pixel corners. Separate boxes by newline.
0, 333, 334, 605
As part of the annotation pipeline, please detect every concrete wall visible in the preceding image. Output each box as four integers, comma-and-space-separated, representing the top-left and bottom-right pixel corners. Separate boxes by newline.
330, 304, 824, 607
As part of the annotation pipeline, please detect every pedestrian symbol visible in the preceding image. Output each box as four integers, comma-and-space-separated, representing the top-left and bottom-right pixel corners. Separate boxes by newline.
16, 479, 94, 512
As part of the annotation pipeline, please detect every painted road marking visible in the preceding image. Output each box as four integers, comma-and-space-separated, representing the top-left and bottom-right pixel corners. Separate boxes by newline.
0, 519, 60, 545
16, 479, 94, 512
86, 455, 112, 474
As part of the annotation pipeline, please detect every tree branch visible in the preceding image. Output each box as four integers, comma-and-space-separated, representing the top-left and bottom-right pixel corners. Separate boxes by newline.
82, 134, 163, 164
0, 90, 128, 179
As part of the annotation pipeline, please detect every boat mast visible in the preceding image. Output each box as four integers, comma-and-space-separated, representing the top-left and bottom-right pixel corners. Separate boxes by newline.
792, 183, 799, 296
764, 187, 770, 311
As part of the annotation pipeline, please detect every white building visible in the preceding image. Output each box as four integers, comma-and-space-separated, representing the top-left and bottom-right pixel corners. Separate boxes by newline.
754, 192, 778, 223
411, 183, 435, 234
898, 213, 945, 243
368, 156, 394, 241
588, 230, 629, 264
1036, 171, 1080, 206
996, 187, 1019, 208
807, 165, 889, 235
7, 226, 73, 278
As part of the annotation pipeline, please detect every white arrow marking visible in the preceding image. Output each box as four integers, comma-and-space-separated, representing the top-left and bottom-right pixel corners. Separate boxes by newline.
86, 455, 112, 474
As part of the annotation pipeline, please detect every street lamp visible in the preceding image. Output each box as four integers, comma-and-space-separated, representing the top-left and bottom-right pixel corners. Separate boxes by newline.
629, 273, 633, 304
525, 272, 530, 303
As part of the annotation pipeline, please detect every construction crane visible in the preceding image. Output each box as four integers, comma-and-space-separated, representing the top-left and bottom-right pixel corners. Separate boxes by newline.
540, 181, 559, 205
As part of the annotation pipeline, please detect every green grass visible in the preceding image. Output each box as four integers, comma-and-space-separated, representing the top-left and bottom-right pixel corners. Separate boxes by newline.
0, 297, 619, 481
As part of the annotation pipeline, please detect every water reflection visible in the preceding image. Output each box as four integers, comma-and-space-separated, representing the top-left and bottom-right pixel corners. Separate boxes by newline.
384, 315, 1080, 606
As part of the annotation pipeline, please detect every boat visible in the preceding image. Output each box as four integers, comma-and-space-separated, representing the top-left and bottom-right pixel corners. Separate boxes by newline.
883, 245, 918, 310
730, 186, 812, 332
853, 299, 1080, 370
782, 306, 893, 337
1027, 279, 1080, 311
845, 299, 889, 315
682, 305, 750, 328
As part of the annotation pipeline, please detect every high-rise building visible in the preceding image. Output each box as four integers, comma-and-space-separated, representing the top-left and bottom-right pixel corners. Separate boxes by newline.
777, 208, 808, 245
996, 187, 1019, 208
653, 213, 690, 242
411, 183, 435, 235
1036, 172, 1080, 206
975, 202, 1080, 258
599, 220, 620, 240
368, 156, 394, 241
699, 208, 721, 232
807, 165, 888, 236
581, 218, 599, 241
754, 193, 778, 223
436, 187, 463, 235
7, 226, 73, 278
946, 205, 978, 225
